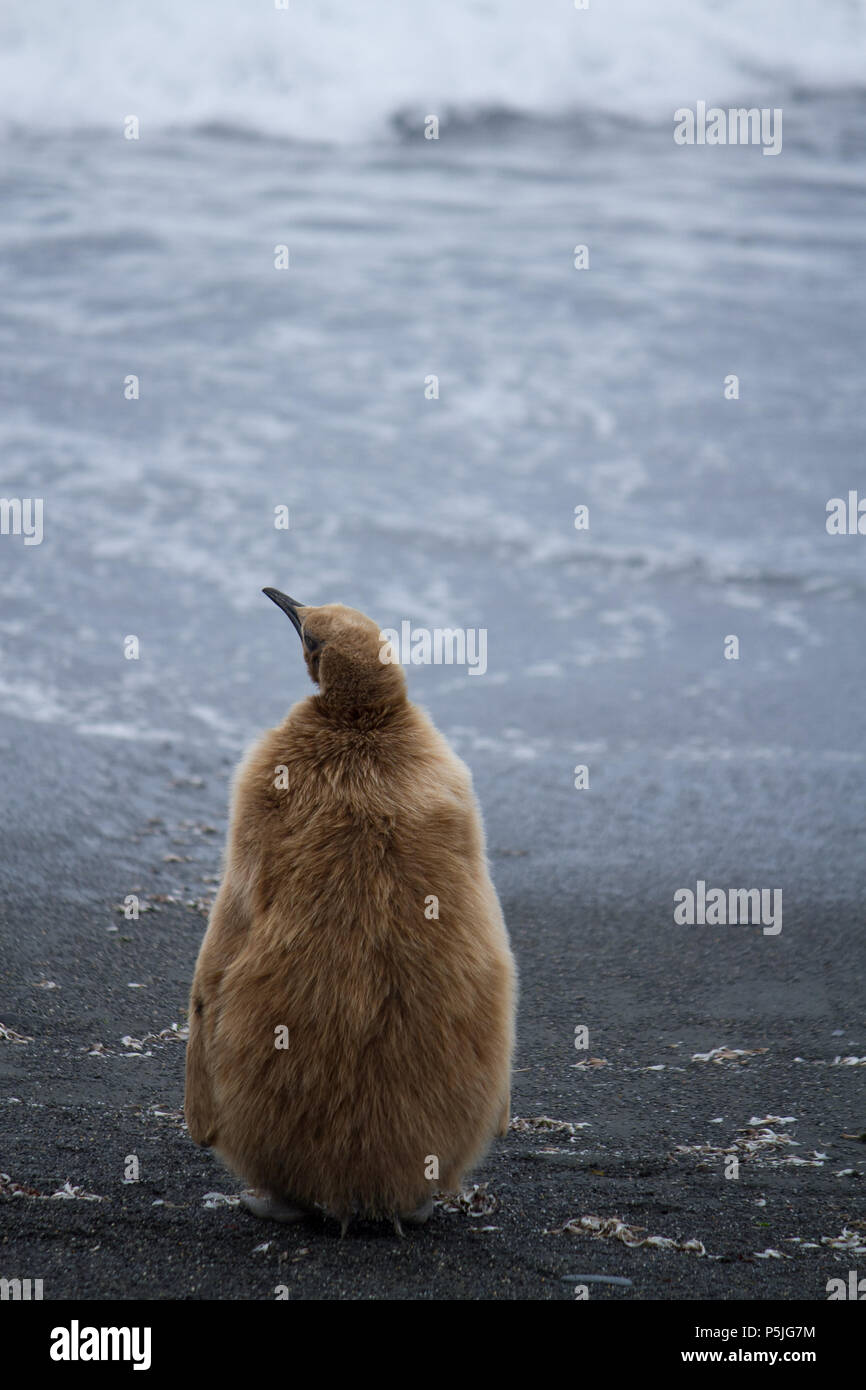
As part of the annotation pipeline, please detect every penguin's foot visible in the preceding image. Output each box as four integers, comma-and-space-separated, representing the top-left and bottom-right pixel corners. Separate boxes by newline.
398, 1197, 434, 1228
241, 1189, 309, 1224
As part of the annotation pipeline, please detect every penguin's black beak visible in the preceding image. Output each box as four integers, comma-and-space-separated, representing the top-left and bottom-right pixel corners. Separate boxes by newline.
263, 587, 305, 640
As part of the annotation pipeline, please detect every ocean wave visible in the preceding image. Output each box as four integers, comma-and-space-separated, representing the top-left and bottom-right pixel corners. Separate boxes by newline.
1, 0, 864, 143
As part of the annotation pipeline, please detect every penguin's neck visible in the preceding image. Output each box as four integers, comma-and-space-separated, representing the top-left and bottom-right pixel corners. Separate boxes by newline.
315, 669, 408, 728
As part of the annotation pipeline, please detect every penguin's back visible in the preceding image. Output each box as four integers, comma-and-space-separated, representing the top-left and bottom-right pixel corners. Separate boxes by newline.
209, 699, 515, 1219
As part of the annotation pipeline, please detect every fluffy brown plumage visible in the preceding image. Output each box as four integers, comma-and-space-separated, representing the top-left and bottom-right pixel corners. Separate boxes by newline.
184, 594, 516, 1229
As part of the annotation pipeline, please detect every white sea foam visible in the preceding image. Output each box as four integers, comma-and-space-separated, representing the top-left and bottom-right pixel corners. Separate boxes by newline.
0, 0, 863, 142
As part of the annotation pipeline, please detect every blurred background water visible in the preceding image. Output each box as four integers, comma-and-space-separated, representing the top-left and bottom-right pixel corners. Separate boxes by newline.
1, 0, 865, 912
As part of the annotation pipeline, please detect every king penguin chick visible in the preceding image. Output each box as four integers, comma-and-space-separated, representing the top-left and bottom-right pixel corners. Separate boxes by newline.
184, 590, 517, 1233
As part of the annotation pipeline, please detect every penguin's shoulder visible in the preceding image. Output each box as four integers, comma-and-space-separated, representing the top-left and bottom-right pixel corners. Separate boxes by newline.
404, 703, 476, 795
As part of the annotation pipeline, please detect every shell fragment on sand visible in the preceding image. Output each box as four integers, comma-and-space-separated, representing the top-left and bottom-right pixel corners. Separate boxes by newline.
691, 1046, 768, 1064
550, 1214, 714, 1258
0, 1023, 34, 1044
672, 1120, 827, 1169
509, 1115, 590, 1136
1, 1173, 104, 1201
50, 1182, 105, 1202
435, 1184, 498, 1217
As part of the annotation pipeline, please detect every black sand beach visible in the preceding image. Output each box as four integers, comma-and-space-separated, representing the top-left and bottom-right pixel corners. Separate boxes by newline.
2, 713, 864, 1304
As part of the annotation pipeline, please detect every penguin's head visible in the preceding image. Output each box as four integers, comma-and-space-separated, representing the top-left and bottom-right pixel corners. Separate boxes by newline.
263, 589, 407, 716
